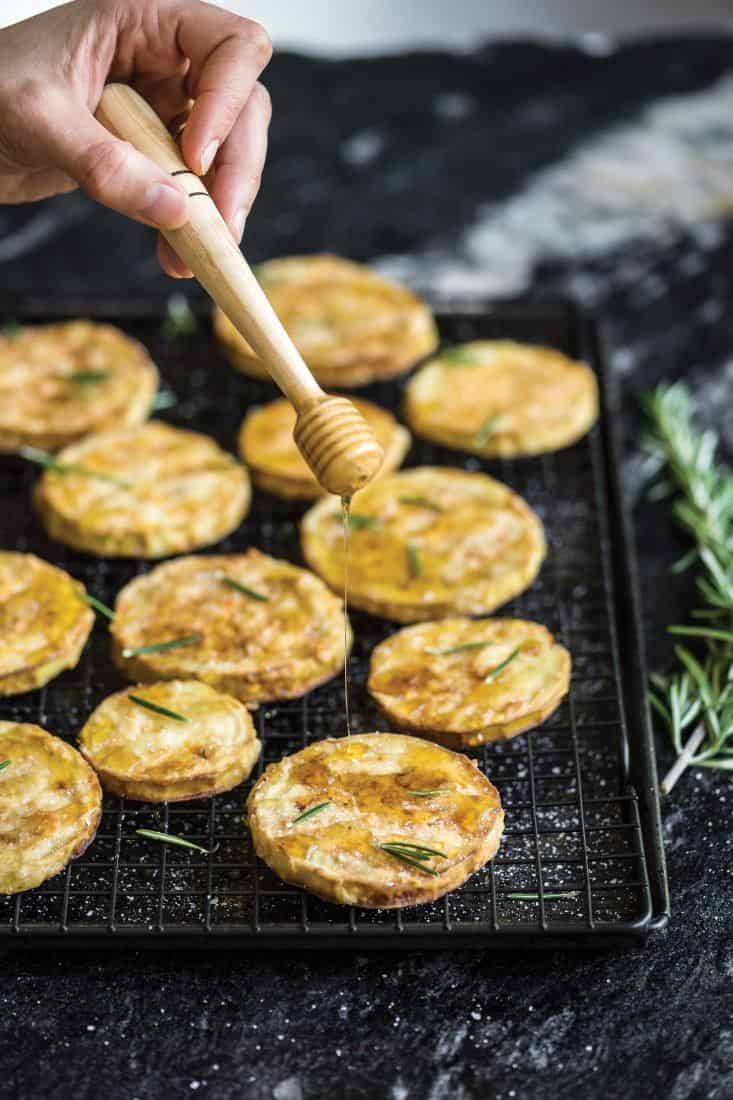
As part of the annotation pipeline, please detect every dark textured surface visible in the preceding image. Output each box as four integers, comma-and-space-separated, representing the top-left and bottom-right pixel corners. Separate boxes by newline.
2, 36, 733, 1100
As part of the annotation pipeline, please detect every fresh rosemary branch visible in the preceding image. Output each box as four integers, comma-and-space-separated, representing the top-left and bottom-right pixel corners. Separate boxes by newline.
292, 801, 332, 824
135, 828, 216, 854
129, 694, 188, 723
643, 382, 733, 790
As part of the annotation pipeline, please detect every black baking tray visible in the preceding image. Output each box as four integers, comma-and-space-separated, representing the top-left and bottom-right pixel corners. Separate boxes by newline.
0, 294, 669, 950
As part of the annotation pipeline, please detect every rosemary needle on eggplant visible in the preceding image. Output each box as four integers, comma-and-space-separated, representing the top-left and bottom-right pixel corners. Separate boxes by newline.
484, 647, 521, 682
129, 695, 188, 723
19, 446, 131, 489
0, 760, 10, 772
407, 542, 422, 579
292, 801, 332, 824
121, 633, 202, 658
219, 575, 269, 602
424, 640, 492, 656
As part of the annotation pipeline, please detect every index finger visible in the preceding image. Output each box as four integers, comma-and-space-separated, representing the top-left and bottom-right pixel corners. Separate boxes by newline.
175, 2, 272, 176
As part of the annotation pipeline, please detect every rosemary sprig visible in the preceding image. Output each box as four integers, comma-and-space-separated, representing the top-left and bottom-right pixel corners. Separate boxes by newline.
135, 828, 216, 854
425, 640, 491, 656
643, 383, 733, 790
19, 446, 131, 489
398, 495, 444, 512
407, 542, 422, 578
473, 414, 503, 447
348, 513, 382, 531
163, 293, 197, 337
129, 694, 187, 723
0, 760, 10, 772
219, 575, 268, 602
122, 633, 202, 658
484, 646, 521, 682
69, 369, 111, 384
292, 801, 332, 824
379, 841, 448, 876
83, 593, 115, 621
407, 789, 450, 796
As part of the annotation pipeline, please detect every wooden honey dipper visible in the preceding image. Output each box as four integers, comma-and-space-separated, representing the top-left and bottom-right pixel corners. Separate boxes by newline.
96, 84, 383, 498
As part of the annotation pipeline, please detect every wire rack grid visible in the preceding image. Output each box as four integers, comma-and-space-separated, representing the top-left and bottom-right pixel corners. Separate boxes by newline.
0, 296, 668, 948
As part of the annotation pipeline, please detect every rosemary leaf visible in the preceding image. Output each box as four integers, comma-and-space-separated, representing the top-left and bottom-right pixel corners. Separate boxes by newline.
439, 346, 478, 366
348, 513, 382, 531
151, 389, 178, 412
69, 369, 111, 384
129, 694, 188, 723
668, 625, 733, 643
407, 789, 450, 797
122, 633, 202, 658
219, 575, 269, 602
398, 495, 444, 513
382, 841, 448, 859
19, 446, 131, 489
1, 320, 21, 339
407, 542, 422, 578
473, 414, 503, 447
83, 593, 115, 621
484, 646, 521, 683
135, 829, 215, 854
425, 640, 492, 655
292, 801, 332, 824
0, 760, 10, 772
379, 846, 440, 876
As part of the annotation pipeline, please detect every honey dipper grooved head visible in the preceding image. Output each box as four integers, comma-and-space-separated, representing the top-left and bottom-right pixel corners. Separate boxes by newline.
293, 395, 384, 497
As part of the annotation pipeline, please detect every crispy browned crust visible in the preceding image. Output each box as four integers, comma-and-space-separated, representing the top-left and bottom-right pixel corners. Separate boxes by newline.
0, 320, 158, 453
0, 722, 102, 894
247, 732, 504, 908
214, 254, 438, 388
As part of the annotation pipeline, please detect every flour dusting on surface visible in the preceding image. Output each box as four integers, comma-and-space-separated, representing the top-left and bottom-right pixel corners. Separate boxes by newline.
375, 74, 733, 300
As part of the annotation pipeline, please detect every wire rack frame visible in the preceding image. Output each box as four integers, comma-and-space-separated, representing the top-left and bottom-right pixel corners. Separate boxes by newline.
0, 297, 668, 948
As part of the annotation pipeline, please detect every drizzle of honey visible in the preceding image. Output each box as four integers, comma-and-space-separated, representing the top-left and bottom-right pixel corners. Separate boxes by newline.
341, 494, 352, 737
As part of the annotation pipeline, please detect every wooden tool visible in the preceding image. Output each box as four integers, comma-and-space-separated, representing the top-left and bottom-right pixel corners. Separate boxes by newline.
96, 84, 383, 498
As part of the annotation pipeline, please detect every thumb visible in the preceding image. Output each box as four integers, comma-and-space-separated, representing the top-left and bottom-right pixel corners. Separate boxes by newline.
43, 104, 189, 229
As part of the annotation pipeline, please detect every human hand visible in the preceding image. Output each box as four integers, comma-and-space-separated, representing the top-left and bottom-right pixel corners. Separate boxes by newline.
0, 0, 272, 277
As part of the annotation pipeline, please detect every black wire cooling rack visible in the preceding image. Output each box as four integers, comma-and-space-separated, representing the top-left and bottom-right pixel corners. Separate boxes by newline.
0, 295, 669, 949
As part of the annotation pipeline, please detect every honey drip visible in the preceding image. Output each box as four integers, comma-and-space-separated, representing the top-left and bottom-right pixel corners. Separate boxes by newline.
341, 494, 352, 737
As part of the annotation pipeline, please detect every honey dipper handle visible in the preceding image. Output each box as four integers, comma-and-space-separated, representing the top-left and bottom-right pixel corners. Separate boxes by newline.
96, 84, 323, 411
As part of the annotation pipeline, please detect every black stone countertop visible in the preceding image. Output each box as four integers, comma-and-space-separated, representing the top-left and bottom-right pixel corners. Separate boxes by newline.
2, 36, 733, 1100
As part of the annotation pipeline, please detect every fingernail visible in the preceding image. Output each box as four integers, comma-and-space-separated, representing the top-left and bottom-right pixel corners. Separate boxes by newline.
201, 140, 219, 175
233, 208, 246, 242
142, 182, 187, 228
